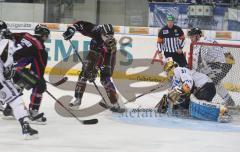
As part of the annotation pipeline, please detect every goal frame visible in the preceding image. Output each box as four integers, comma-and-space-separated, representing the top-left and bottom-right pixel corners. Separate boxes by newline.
188, 42, 240, 69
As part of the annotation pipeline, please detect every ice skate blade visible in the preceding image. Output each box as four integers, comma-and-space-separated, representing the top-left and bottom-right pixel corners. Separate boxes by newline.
24, 134, 39, 140
29, 120, 47, 125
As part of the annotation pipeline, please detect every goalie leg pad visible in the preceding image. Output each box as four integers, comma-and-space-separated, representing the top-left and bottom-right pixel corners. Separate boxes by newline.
155, 94, 168, 113
189, 95, 220, 121
189, 95, 231, 122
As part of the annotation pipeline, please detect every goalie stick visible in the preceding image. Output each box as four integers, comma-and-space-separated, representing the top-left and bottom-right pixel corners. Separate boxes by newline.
69, 40, 109, 109
46, 90, 98, 125
124, 83, 170, 105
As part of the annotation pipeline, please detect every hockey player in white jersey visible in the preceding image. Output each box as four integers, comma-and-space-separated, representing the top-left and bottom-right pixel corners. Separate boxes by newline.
156, 59, 231, 122
0, 39, 38, 139
188, 27, 235, 106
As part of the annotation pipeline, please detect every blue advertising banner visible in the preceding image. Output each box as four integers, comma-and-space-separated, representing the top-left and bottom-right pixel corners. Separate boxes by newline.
148, 3, 239, 31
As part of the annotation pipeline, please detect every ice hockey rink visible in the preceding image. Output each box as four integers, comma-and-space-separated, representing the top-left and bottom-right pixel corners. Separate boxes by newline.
1, 75, 240, 152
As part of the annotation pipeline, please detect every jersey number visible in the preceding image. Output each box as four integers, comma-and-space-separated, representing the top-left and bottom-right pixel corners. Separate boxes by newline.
21, 39, 32, 47
181, 69, 187, 73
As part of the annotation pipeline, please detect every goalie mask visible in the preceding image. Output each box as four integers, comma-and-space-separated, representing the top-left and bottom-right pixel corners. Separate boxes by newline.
163, 59, 178, 79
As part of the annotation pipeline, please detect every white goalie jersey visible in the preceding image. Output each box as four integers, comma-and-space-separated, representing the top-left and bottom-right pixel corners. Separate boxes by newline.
172, 67, 212, 91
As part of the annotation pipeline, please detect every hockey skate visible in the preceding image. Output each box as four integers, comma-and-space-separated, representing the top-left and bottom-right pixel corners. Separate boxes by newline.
218, 106, 232, 123
110, 103, 126, 113
69, 98, 82, 110
29, 109, 47, 125
19, 117, 38, 140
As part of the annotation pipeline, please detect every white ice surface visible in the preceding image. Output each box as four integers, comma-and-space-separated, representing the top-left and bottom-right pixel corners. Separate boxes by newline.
0, 75, 240, 152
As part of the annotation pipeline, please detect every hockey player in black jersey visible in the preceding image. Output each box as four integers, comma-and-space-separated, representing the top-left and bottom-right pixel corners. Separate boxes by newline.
63, 21, 124, 113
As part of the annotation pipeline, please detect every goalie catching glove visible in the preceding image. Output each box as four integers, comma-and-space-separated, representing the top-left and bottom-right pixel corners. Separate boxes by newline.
156, 86, 190, 113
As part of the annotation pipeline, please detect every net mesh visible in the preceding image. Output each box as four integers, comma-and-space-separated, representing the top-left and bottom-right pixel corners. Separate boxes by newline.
189, 42, 240, 106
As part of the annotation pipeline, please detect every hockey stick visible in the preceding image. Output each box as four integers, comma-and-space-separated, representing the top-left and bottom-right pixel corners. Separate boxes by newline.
45, 90, 98, 125
124, 83, 170, 105
46, 77, 68, 87
69, 40, 109, 109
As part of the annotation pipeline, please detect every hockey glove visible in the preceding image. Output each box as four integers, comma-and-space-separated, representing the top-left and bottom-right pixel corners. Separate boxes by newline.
63, 26, 76, 40
224, 52, 235, 64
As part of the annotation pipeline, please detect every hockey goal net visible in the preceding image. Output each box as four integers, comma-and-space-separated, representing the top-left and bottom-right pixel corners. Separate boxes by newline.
188, 42, 240, 106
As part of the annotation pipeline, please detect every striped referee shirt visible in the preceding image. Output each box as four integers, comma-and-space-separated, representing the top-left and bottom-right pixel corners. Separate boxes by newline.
157, 25, 185, 53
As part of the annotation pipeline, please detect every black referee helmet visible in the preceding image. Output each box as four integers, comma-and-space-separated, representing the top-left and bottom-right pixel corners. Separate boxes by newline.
187, 27, 202, 36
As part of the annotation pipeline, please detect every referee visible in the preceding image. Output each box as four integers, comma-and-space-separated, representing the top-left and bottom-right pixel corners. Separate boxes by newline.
157, 15, 187, 67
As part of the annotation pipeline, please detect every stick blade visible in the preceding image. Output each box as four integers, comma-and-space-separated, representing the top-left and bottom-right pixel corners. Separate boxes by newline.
82, 119, 98, 125
53, 77, 68, 86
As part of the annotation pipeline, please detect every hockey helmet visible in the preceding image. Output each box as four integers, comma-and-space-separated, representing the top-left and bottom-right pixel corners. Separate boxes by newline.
34, 24, 50, 38
187, 27, 202, 36
101, 24, 114, 36
163, 58, 178, 79
0, 20, 7, 31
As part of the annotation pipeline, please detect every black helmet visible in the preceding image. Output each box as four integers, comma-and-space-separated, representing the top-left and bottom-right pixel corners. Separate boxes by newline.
0, 20, 7, 31
34, 24, 50, 37
187, 27, 202, 36
101, 24, 114, 35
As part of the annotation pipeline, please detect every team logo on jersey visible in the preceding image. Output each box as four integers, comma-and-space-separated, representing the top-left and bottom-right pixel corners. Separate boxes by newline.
174, 29, 178, 33
163, 30, 169, 34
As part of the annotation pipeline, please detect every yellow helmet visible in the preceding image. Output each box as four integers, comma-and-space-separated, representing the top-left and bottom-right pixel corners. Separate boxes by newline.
163, 60, 177, 78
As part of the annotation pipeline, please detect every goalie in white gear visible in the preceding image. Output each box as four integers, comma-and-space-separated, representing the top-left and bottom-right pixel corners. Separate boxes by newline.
0, 39, 38, 139
155, 59, 232, 122
188, 28, 235, 107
